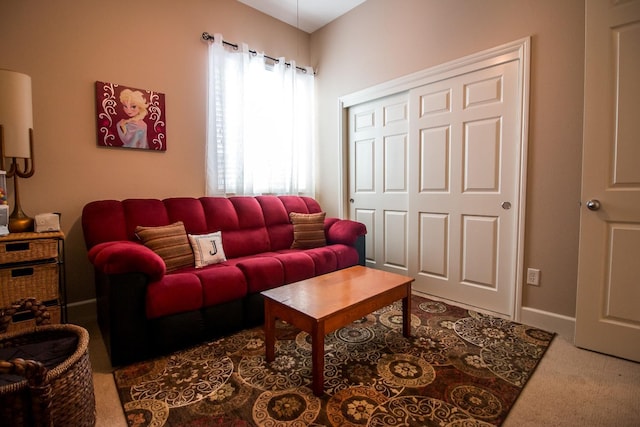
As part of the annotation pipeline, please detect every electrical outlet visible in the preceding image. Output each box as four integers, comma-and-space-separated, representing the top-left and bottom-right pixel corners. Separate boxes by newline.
527, 268, 540, 286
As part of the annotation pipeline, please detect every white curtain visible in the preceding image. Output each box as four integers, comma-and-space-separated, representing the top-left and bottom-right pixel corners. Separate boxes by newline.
206, 33, 315, 196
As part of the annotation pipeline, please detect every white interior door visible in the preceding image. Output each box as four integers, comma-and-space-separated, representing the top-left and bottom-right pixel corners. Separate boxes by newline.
348, 93, 409, 275
575, 0, 640, 362
408, 60, 522, 317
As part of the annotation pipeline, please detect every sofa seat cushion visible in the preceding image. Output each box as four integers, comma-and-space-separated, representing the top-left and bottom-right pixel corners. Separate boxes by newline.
146, 273, 203, 319
301, 246, 339, 275
328, 244, 361, 269
233, 256, 285, 293
275, 245, 356, 275
194, 264, 247, 307
272, 251, 316, 284
272, 248, 337, 277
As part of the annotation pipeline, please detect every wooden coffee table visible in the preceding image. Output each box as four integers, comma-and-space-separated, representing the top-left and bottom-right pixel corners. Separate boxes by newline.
262, 265, 414, 396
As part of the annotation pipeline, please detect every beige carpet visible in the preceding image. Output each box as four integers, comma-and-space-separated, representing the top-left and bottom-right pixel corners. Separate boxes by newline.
75, 306, 640, 427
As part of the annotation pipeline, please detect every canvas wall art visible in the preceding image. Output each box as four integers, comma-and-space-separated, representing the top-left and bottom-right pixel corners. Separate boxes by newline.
95, 81, 167, 151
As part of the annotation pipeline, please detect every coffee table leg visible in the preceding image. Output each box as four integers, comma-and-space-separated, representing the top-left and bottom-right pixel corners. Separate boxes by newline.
311, 322, 325, 396
264, 300, 275, 362
402, 287, 411, 338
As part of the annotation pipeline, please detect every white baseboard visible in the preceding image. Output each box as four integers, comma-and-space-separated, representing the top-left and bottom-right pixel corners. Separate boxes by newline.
414, 290, 576, 342
519, 306, 575, 342
413, 290, 513, 319
66, 298, 97, 324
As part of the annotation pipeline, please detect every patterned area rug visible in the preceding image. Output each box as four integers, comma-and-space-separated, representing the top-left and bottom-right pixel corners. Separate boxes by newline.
114, 295, 554, 426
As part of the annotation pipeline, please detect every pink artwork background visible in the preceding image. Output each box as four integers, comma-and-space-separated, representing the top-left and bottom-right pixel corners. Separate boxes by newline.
95, 81, 167, 151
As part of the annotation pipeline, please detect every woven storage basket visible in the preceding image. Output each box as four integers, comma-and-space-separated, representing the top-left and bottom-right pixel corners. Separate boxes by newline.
0, 299, 96, 427
3, 304, 61, 335
0, 263, 59, 307
0, 239, 58, 265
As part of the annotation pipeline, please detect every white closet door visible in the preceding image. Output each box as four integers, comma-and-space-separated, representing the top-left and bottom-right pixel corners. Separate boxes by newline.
344, 40, 528, 319
348, 93, 410, 275
408, 60, 521, 317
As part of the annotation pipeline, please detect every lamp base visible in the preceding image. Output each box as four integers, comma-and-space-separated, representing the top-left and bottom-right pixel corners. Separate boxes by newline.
9, 209, 34, 233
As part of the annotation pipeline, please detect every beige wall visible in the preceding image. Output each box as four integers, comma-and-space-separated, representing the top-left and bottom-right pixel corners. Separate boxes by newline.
1, 0, 585, 320
0, 0, 310, 304
311, 0, 585, 318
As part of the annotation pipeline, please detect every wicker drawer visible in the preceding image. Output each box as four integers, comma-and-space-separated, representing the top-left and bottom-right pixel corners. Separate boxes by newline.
0, 263, 59, 306
0, 238, 58, 264
2, 303, 61, 333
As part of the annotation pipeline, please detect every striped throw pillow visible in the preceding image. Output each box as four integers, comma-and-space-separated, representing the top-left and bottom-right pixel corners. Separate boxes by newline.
135, 221, 194, 272
290, 212, 326, 249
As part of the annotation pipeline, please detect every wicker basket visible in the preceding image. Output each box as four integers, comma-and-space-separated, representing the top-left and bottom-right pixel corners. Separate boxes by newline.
0, 299, 96, 426
0, 263, 59, 307
0, 298, 55, 333
0, 239, 58, 265
3, 304, 61, 335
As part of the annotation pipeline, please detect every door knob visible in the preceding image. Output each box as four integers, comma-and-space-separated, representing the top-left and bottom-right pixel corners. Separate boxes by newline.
349, 198, 355, 203
586, 199, 601, 211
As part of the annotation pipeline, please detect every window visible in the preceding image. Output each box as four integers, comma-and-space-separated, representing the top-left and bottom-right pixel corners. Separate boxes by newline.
206, 34, 315, 196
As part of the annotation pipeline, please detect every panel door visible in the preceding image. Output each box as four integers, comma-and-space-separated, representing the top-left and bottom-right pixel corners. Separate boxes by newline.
408, 60, 521, 316
348, 93, 409, 275
575, 0, 640, 362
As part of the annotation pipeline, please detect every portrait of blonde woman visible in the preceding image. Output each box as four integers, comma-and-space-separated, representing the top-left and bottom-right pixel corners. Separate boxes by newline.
117, 89, 149, 149
95, 81, 166, 151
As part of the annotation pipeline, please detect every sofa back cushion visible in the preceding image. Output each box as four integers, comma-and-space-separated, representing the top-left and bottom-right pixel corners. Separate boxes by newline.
81, 200, 128, 248
257, 196, 294, 250
82, 195, 326, 259
164, 198, 208, 234
122, 199, 171, 240
200, 197, 239, 231
279, 195, 318, 213
200, 197, 271, 258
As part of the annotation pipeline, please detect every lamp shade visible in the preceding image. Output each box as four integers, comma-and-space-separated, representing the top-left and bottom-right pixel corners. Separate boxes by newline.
0, 69, 33, 159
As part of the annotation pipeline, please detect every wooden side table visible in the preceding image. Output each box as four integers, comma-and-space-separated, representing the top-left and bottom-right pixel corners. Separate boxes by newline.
0, 231, 66, 331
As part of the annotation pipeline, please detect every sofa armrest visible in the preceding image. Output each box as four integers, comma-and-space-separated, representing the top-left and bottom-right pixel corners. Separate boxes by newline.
88, 241, 166, 282
325, 218, 367, 246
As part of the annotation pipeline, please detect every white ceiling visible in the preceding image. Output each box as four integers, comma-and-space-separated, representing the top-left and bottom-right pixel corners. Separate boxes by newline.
237, 0, 367, 33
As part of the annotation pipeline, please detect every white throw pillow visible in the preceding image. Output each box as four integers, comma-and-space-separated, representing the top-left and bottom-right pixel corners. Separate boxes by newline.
188, 231, 227, 268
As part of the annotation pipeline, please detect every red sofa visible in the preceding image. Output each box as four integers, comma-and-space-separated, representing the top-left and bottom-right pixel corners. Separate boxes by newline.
82, 195, 366, 366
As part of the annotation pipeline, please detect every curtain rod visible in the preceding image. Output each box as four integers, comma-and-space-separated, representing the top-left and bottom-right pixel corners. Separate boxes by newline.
201, 32, 313, 74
